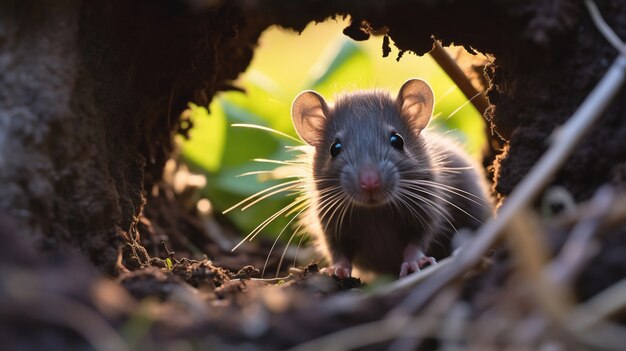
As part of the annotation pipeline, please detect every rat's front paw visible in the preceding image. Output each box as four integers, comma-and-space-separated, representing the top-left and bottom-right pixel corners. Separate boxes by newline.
320, 260, 352, 278
399, 256, 436, 277
399, 243, 436, 277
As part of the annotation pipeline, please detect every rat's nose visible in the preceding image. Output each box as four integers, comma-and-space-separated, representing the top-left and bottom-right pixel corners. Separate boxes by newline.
359, 166, 381, 192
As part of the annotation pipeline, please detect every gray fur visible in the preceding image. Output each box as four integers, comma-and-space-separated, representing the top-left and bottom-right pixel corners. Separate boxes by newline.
293, 85, 492, 277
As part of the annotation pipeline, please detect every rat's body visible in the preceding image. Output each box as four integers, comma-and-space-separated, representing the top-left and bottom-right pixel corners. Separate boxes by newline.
291, 79, 492, 278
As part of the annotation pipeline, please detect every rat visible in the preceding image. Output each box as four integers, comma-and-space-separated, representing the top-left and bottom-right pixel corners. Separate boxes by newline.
290, 79, 493, 279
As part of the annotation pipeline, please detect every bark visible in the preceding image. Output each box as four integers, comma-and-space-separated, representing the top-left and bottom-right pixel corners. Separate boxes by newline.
0, 0, 263, 273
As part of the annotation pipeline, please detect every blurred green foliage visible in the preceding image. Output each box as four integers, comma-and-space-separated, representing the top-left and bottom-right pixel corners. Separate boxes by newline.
179, 20, 486, 240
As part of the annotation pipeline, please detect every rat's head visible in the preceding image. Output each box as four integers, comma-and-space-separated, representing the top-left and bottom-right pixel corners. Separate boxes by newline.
291, 79, 435, 208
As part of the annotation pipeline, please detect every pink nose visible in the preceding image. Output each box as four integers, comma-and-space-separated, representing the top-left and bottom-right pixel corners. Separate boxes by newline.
359, 167, 381, 191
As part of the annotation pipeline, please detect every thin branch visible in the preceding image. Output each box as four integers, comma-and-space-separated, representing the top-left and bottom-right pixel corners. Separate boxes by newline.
584, 0, 626, 56
569, 277, 626, 332
548, 186, 615, 285
287, 314, 454, 351
429, 41, 490, 115
550, 193, 626, 230
577, 322, 626, 351
508, 207, 575, 323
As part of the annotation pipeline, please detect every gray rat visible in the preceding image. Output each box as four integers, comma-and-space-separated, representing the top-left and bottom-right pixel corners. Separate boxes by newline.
290, 79, 492, 278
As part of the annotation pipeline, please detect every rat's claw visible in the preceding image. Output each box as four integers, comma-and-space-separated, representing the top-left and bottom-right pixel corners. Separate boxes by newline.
399, 261, 419, 277
399, 257, 436, 277
321, 261, 352, 278
399, 243, 437, 277
335, 266, 351, 278
419, 256, 437, 267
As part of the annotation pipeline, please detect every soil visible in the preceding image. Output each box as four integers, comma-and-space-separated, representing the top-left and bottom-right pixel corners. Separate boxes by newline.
2, 0, 626, 350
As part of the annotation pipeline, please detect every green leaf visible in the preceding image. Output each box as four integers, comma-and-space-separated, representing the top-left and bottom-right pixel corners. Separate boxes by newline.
309, 39, 368, 88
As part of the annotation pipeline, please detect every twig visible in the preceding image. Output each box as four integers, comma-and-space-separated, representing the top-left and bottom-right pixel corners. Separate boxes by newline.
287, 315, 444, 351
387, 288, 460, 351
584, 0, 626, 56
548, 186, 615, 285
550, 193, 626, 230
507, 207, 574, 323
390, 49, 626, 317
429, 40, 501, 159
569, 277, 626, 332
577, 322, 626, 351
293, 277, 463, 351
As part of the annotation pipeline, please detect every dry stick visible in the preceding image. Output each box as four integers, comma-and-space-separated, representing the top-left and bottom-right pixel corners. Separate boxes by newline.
429, 40, 502, 160
551, 194, 626, 230
508, 208, 575, 321
569, 277, 626, 332
429, 41, 490, 115
387, 288, 461, 351
549, 186, 614, 285
563, 275, 626, 351
585, 0, 626, 57
390, 54, 626, 317
577, 323, 626, 351
288, 291, 465, 351
549, 190, 626, 350
287, 316, 441, 351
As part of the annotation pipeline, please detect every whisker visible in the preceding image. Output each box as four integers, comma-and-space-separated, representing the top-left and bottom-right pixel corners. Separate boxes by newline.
231, 123, 303, 143
285, 198, 308, 216
399, 191, 457, 233
445, 90, 484, 120
335, 197, 353, 238
248, 200, 302, 242
433, 84, 458, 106
403, 184, 483, 224
395, 191, 435, 232
253, 158, 300, 165
315, 196, 342, 215
231, 200, 301, 251
236, 170, 299, 178
400, 179, 487, 205
223, 179, 300, 214
392, 194, 425, 230
318, 194, 346, 229
276, 222, 305, 278
316, 191, 346, 221
241, 184, 300, 211
293, 230, 307, 269
262, 206, 306, 277
327, 197, 349, 239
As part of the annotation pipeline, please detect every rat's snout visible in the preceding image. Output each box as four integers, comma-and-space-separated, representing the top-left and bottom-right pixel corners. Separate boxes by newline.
358, 165, 381, 192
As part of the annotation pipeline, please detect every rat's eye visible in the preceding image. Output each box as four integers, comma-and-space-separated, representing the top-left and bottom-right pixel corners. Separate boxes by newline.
330, 140, 342, 158
390, 132, 404, 150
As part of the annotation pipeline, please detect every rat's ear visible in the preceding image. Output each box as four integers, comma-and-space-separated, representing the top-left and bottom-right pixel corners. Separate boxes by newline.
397, 79, 434, 133
291, 90, 329, 146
